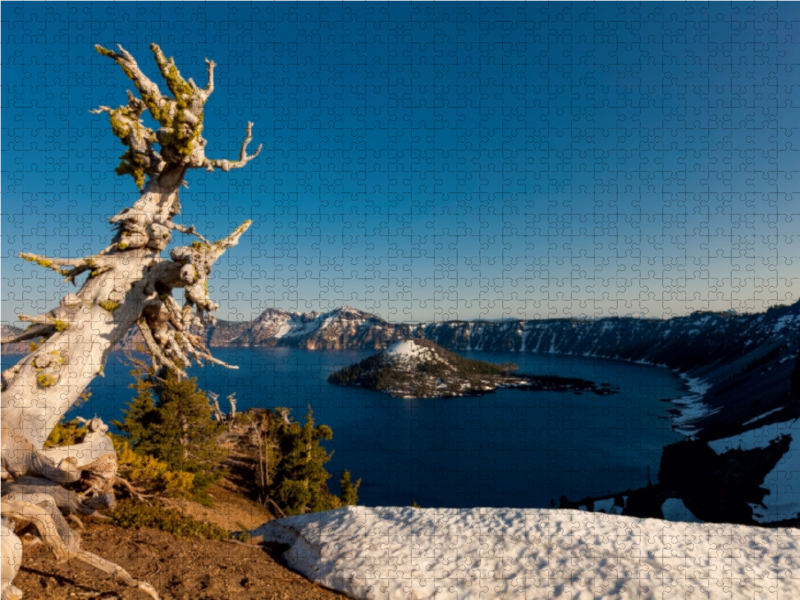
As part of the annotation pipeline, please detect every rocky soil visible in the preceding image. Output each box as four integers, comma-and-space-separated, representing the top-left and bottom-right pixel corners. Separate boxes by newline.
13, 475, 352, 600
15, 518, 351, 600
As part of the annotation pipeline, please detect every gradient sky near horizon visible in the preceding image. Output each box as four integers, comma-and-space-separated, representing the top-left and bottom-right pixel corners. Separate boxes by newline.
3, 2, 800, 325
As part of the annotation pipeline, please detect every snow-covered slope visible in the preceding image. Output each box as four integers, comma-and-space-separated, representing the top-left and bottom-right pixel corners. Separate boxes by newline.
708, 418, 800, 524
252, 505, 800, 600
224, 306, 410, 349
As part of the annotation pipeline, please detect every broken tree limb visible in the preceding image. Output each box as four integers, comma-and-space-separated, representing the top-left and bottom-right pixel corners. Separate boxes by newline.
204, 122, 263, 172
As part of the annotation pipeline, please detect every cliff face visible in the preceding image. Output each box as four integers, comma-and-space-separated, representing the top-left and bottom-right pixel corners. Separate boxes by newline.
201, 303, 799, 376
11, 303, 797, 369
207, 303, 799, 435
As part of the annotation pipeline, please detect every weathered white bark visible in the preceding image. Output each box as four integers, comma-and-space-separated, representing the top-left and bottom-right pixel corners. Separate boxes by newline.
0, 44, 260, 600
1, 520, 22, 600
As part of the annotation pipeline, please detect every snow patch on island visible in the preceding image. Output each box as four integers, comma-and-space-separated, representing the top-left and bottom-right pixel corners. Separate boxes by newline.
385, 340, 431, 360
251, 506, 799, 600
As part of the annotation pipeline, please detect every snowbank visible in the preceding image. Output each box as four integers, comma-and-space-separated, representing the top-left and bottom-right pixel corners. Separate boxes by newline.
251, 506, 799, 599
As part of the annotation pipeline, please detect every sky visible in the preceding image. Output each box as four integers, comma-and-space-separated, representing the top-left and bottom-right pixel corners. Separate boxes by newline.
3, 2, 800, 325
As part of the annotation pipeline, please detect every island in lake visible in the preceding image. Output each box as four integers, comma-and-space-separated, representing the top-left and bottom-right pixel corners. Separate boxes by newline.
328, 339, 617, 398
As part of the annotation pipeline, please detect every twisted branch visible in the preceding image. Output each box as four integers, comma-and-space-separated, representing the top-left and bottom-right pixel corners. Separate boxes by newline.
204, 122, 263, 172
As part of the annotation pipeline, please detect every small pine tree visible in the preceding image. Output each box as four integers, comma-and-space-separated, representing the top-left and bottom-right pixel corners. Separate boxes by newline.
116, 367, 227, 497
339, 470, 361, 506
113, 369, 159, 451
272, 406, 340, 515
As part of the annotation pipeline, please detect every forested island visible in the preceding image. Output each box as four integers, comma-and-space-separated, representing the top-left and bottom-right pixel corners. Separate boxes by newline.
328, 339, 617, 398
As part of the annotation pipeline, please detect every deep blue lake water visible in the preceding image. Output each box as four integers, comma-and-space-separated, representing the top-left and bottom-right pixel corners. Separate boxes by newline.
3, 348, 685, 508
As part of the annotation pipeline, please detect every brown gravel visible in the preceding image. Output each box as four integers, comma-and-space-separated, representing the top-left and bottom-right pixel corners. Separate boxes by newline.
13, 476, 352, 600
14, 519, 352, 600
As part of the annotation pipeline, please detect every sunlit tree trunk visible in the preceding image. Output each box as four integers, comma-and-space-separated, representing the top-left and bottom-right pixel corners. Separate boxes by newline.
0, 43, 261, 600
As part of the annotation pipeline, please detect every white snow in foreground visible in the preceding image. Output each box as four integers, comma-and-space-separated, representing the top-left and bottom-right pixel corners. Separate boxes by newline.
660, 498, 703, 523
709, 419, 800, 523
251, 506, 800, 600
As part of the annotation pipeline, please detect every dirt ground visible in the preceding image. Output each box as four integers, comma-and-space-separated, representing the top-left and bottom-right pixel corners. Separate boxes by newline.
15, 520, 352, 600
13, 477, 352, 600
158, 479, 273, 533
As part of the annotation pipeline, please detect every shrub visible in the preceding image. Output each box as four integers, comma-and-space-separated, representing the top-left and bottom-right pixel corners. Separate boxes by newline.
113, 438, 196, 499
111, 499, 229, 540
271, 407, 340, 515
339, 470, 361, 506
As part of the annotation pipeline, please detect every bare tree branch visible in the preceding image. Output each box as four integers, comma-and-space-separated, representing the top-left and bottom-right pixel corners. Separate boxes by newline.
95, 44, 169, 123
204, 122, 263, 172
205, 58, 216, 96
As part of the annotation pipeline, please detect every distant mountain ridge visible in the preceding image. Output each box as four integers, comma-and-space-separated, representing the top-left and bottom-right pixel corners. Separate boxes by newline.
201, 302, 800, 438
6, 302, 799, 439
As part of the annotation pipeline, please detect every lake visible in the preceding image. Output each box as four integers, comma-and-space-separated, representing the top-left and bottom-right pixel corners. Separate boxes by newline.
2, 348, 686, 508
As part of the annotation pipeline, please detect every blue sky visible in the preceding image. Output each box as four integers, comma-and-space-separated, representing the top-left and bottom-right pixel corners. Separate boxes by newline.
3, 2, 799, 324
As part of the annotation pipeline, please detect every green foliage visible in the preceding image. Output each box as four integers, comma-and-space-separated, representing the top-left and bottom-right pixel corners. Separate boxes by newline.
234, 522, 252, 543
114, 437, 196, 499
234, 407, 363, 515
270, 407, 340, 515
327, 353, 389, 387
44, 420, 87, 448
111, 499, 229, 540
114, 368, 227, 499
339, 470, 361, 506
113, 371, 159, 449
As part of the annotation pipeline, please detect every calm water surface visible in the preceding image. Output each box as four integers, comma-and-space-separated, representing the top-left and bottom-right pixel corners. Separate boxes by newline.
3, 348, 685, 508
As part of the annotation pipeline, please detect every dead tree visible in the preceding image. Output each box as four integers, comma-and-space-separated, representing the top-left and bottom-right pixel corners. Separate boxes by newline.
0, 43, 261, 600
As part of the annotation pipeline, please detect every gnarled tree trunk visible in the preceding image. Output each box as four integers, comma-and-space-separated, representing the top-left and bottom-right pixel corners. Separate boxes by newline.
1, 43, 261, 600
